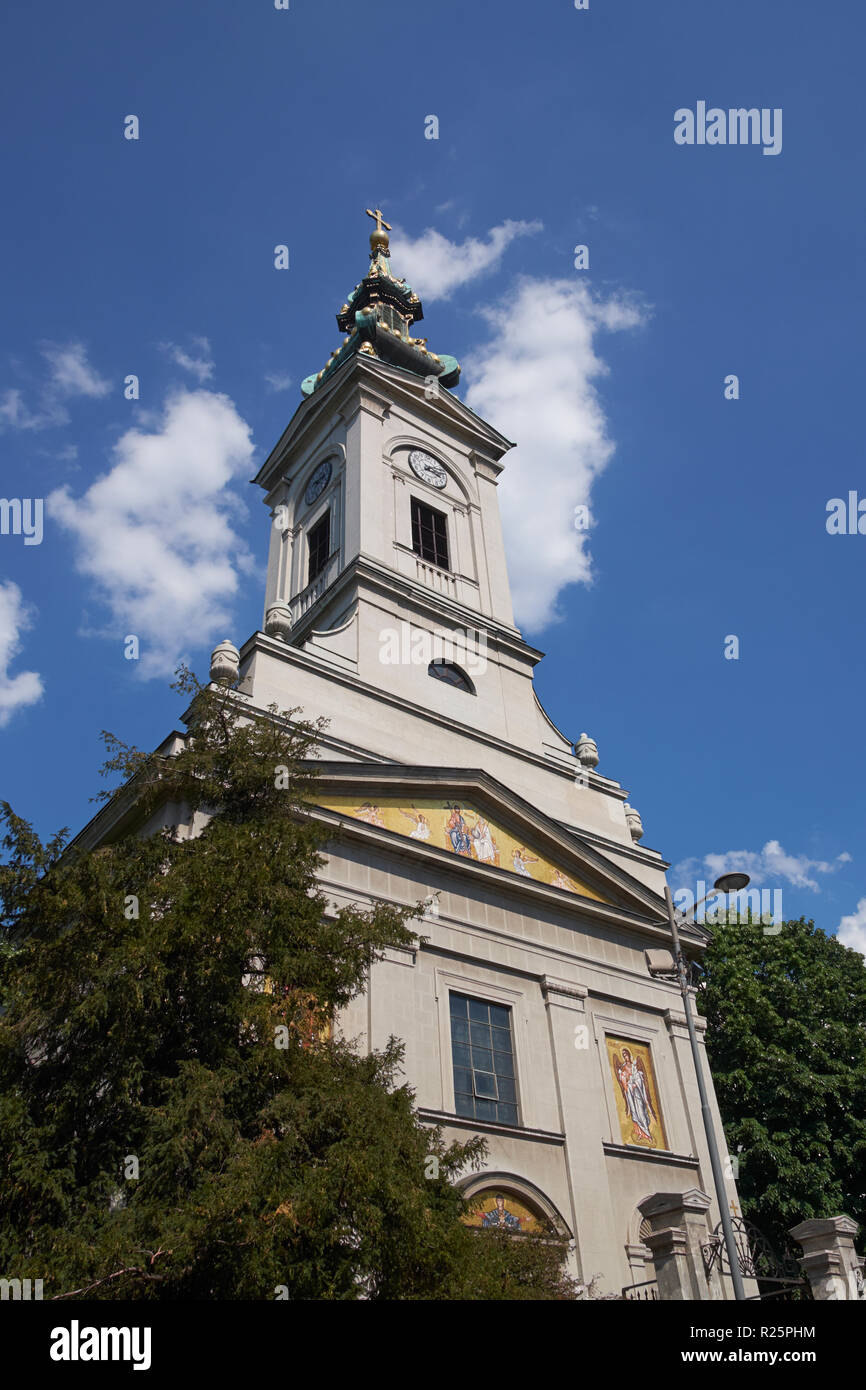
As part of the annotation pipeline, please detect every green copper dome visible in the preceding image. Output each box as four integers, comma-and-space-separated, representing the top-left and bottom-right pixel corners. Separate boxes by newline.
300, 209, 461, 397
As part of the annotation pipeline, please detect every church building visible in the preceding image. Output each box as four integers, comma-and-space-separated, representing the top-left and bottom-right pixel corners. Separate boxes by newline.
82, 210, 745, 1297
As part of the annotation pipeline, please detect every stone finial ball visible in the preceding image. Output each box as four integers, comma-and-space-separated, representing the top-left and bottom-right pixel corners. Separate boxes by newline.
210, 640, 240, 685
575, 732, 599, 770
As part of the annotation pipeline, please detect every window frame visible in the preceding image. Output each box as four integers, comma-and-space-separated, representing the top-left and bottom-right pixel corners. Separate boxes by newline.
449, 991, 520, 1127
411, 496, 450, 571
307, 509, 331, 585
428, 659, 475, 694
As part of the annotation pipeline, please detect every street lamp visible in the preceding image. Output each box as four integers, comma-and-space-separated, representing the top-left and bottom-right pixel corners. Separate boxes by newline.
659, 874, 751, 1301
709, 872, 750, 896
687, 872, 751, 923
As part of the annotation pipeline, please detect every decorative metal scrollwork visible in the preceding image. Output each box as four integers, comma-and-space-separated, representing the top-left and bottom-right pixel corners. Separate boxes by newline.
701, 1217, 802, 1285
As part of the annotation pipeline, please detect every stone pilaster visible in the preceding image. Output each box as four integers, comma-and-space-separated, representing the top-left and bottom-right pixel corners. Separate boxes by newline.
542, 976, 619, 1289
789, 1216, 864, 1301
625, 1241, 652, 1290
643, 1226, 692, 1301
639, 1189, 720, 1300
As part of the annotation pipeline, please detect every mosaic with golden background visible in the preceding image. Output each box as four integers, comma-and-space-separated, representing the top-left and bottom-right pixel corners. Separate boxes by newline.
462, 1190, 543, 1233
315, 794, 607, 901
606, 1035, 667, 1150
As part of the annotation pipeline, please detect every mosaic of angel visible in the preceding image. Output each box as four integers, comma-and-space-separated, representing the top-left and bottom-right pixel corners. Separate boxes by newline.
399, 807, 431, 840
511, 847, 539, 877
613, 1046, 658, 1145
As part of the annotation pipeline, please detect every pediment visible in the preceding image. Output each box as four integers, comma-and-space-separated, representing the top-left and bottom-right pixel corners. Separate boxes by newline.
253, 354, 514, 495
306, 762, 669, 926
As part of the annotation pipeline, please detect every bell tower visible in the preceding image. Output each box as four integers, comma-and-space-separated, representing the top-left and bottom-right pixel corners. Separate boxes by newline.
237, 210, 655, 867
252, 214, 536, 714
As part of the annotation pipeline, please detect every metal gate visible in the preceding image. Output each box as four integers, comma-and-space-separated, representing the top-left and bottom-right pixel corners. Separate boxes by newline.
702, 1216, 811, 1300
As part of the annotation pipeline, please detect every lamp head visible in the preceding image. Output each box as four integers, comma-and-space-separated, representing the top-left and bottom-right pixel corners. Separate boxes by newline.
713, 872, 750, 894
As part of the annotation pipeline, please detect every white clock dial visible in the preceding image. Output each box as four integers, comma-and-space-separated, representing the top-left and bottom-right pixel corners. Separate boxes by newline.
408, 449, 447, 489
304, 459, 332, 506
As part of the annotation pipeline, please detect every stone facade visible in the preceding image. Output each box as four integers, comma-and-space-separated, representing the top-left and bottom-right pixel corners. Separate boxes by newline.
241, 323, 745, 1293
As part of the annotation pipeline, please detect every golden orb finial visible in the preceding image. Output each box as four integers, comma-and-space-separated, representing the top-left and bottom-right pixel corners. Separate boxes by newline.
365, 206, 391, 255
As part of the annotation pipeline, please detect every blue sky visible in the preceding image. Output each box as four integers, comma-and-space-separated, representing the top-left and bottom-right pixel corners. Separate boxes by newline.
1, 0, 864, 950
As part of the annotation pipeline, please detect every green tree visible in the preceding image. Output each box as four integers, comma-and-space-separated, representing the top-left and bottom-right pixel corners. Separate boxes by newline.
0, 673, 575, 1300
699, 913, 866, 1256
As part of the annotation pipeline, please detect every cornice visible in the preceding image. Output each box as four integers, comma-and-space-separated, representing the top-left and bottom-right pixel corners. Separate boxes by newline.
252, 355, 514, 494
312, 807, 669, 934
542, 975, 589, 1007
287, 554, 532, 657
560, 820, 669, 869
416, 1110, 566, 1145
305, 765, 673, 928
240, 631, 584, 787
602, 1143, 701, 1169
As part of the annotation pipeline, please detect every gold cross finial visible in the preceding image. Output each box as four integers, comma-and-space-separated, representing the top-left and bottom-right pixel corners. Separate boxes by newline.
365, 207, 392, 235
365, 207, 392, 256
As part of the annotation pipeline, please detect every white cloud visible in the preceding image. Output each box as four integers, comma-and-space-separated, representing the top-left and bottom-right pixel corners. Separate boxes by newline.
41, 342, 111, 399
392, 220, 542, 303
264, 371, 293, 393
0, 581, 43, 727
464, 276, 647, 631
673, 842, 851, 893
0, 342, 109, 433
0, 388, 55, 431
837, 899, 866, 957
48, 389, 255, 679
161, 336, 215, 384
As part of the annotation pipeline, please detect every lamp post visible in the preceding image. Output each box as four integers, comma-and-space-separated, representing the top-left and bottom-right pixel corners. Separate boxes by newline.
664, 872, 750, 1302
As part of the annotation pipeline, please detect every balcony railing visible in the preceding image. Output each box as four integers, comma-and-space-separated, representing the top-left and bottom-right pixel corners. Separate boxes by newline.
415, 556, 457, 597
290, 552, 339, 622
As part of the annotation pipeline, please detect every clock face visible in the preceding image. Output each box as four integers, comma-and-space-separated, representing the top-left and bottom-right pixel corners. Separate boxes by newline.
408, 449, 447, 489
304, 459, 332, 507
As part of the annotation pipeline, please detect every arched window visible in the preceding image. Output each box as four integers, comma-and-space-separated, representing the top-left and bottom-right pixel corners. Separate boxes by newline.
428, 660, 475, 694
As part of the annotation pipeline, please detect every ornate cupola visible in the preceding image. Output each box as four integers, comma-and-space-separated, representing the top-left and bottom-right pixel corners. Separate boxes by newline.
301, 208, 461, 397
